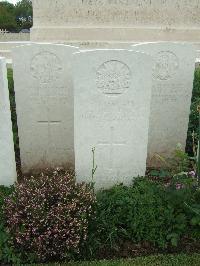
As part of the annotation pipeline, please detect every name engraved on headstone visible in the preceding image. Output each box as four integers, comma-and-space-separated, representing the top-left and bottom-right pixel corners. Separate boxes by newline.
29, 86, 69, 97
81, 100, 136, 121
152, 83, 192, 103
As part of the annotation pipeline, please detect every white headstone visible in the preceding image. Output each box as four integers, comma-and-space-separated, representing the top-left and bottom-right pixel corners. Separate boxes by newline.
73, 50, 153, 189
0, 57, 17, 186
131, 42, 196, 165
12, 44, 79, 173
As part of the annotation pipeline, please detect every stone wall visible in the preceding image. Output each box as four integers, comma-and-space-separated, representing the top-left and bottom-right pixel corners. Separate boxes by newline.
0, 33, 30, 42
31, 0, 200, 43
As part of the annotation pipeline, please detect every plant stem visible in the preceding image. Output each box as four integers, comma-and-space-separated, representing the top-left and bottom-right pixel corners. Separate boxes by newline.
198, 107, 200, 186
92, 147, 97, 182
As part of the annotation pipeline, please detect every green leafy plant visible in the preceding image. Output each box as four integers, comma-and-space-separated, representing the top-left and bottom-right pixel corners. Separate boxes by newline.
184, 187, 200, 239
151, 144, 192, 177
187, 204, 200, 227
186, 68, 200, 155
85, 177, 198, 258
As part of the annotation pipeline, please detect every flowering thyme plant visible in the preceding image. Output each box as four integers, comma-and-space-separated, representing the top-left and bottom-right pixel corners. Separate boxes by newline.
4, 169, 96, 262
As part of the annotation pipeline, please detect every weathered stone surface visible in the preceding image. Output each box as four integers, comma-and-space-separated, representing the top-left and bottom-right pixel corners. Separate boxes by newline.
31, 0, 200, 43
131, 42, 196, 165
73, 50, 153, 189
0, 57, 17, 186
12, 44, 78, 173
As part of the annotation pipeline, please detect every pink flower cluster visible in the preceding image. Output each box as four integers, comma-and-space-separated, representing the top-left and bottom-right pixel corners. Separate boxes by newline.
175, 183, 185, 190
4, 169, 96, 262
189, 171, 196, 177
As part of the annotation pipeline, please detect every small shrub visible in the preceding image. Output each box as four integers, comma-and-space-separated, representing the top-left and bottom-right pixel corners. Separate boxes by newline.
150, 144, 192, 177
163, 174, 198, 246
4, 169, 96, 263
157, 174, 199, 242
187, 68, 200, 155
85, 177, 199, 257
0, 185, 20, 264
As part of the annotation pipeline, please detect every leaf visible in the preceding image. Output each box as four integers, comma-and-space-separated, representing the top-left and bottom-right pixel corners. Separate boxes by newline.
171, 237, 178, 247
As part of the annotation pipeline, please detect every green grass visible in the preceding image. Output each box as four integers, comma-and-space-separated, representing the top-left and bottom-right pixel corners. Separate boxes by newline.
32, 254, 200, 266
75, 254, 200, 266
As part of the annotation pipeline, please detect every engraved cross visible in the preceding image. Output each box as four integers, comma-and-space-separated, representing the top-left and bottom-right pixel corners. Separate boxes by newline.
98, 126, 126, 170
37, 119, 61, 139
37, 118, 63, 159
